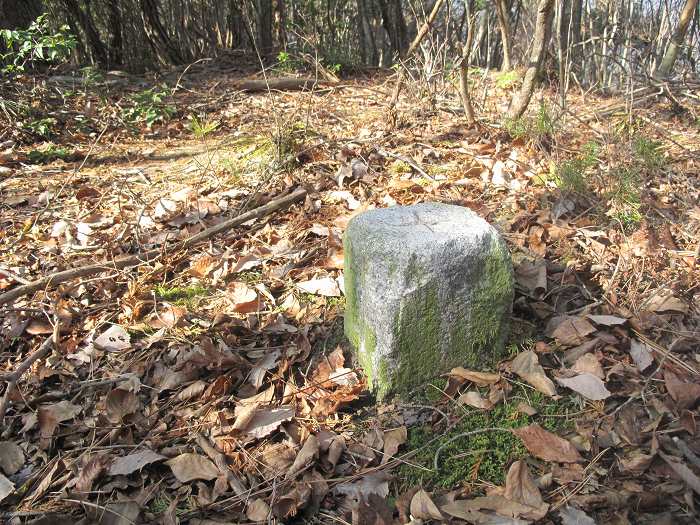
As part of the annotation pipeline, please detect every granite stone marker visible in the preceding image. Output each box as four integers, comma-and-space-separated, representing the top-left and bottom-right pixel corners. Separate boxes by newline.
343, 202, 514, 400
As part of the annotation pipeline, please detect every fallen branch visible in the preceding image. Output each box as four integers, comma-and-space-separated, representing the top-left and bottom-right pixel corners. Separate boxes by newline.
0, 333, 55, 420
0, 188, 308, 306
234, 77, 331, 92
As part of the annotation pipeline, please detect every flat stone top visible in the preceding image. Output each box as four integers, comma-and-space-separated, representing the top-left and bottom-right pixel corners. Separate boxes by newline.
347, 202, 492, 249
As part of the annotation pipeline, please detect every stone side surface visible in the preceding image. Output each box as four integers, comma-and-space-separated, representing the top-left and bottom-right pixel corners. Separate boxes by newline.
344, 203, 513, 400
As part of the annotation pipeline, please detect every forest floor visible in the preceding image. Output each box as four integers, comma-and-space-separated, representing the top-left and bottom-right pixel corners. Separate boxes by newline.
0, 61, 699, 525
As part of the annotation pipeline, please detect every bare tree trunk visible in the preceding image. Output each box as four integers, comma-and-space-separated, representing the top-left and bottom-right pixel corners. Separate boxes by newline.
657, 0, 698, 77
507, 0, 554, 119
107, 2, 123, 66
62, 0, 109, 66
459, 9, 477, 124
255, 0, 273, 55
140, 0, 184, 65
494, 0, 512, 70
378, 0, 408, 60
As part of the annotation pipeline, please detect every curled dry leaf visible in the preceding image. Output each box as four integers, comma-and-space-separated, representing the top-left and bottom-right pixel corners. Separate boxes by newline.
512, 424, 582, 463
515, 258, 547, 297
447, 367, 501, 386
105, 388, 140, 422
504, 460, 549, 520
586, 314, 626, 326
109, 449, 166, 476
190, 254, 219, 278
0, 441, 24, 476
556, 373, 611, 401
227, 281, 261, 313
458, 391, 494, 410
410, 489, 443, 521
381, 426, 407, 465
559, 505, 596, 525
335, 472, 391, 501
511, 351, 556, 396
286, 435, 319, 479
247, 498, 271, 521
166, 453, 219, 482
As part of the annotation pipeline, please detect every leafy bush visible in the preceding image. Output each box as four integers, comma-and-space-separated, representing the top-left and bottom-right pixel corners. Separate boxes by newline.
24, 117, 57, 138
121, 85, 175, 128
0, 14, 76, 73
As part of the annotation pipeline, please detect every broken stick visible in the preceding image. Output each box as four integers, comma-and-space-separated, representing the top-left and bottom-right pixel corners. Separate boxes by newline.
0, 188, 308, 306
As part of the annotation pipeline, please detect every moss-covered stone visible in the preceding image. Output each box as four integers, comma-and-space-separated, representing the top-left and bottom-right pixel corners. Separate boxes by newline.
344, 203, 514, 401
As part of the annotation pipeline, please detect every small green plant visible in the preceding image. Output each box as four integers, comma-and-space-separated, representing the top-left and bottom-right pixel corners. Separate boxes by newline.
0, 14, 76, 73
27, 145, 70, 163
276, 50, 299, 72
556, 141, 599, 193
495, 69, 520, 89
607, 166, 642, 229
504, 101, 556, 144
121, 85, 175, 128
633, 136, 664, 171
188, 114, 219, 139
24, 117, 57, 138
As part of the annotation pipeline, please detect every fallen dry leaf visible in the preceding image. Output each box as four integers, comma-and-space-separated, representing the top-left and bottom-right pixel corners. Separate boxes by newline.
410, 489, 443, 521
75, 455, 111, 494
148, 303, 187, 329
458, 390, 494, 410
166, 453, 219, 482
559, 505, 596, 525
335, 472, 390, 501
556, 373, 611, 400
93, 325, 131, 352
504, 460, 549, 520
297, 277, 341, 297
0, 473, 13, 503
247, 498, 271, 521
586, 314, 627, 326
286, 435, 319, 479
512, 424, 582, 463
511, 351, 556, 396
381, 426, 407, 465
659, 451, 700, 495
38, 401, 82, 449
105, 388, 140, 422
629, 339, 653, 372
447, 367, 501, 386
550, 317, 596, 346
0, 441, 24, 476
664, 370, 700, 409
109, 449, 166, 476
272, 482, 312, 518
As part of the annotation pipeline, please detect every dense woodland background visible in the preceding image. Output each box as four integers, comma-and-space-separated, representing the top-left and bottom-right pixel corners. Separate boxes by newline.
1, 0, 698, 84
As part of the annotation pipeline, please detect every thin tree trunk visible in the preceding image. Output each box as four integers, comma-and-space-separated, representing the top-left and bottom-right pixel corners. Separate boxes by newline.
139, 0, 184, 65
255, 0, 273, 55
507, 0, 554, 119
494, 0, 512, 70
459, 10, 477, 124
107, 2, 123, 66
657, 0, 698, 77
62, 0, 109, 66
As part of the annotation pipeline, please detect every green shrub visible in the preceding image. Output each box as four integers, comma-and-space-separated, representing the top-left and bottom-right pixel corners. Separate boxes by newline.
24, 117, 57, 138
0, 14, 76, 73
556, 141, 599, 193
121, 85, 175, 128
632, 136, 664, 171
504, 101, 556, 143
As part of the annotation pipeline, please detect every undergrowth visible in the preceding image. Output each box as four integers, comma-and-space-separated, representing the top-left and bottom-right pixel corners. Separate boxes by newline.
398, 386, 575, 490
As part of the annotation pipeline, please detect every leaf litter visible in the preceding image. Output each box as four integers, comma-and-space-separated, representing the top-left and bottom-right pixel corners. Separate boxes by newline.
0, 63, 698, 525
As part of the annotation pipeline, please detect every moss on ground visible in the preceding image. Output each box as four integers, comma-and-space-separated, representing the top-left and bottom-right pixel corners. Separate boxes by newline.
397, 387, 575, 490
154, 284, 209, 306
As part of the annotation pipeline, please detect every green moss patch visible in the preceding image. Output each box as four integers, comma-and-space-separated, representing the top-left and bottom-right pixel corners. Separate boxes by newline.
397, 388, 575, 489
